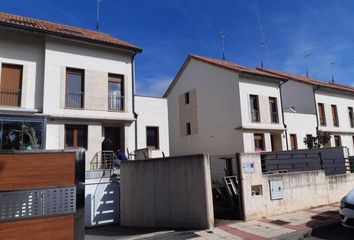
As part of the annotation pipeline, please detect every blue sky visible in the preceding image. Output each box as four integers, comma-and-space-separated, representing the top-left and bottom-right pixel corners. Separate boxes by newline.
1, 0, 354, 96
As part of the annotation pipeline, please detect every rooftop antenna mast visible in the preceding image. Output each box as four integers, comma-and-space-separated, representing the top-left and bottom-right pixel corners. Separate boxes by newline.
96, 0, 102, 31
304, 52, 312, 77
221, 30, 227, 60
260, 40, 268, 68
330, 60, 337, 83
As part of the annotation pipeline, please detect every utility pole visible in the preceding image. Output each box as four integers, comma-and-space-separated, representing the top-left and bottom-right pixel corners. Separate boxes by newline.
96, 0, 102, 31
304, 52, 312, 77
221, 30, 227, 60
260, 40, 268, 68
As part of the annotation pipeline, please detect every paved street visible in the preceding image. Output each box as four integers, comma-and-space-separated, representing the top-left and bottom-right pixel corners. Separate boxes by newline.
306, 222, 354, 240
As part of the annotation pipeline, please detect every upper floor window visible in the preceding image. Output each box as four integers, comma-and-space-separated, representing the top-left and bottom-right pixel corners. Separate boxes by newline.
254, 133, 264, 151
185, 92, 190, 104
146, 126, 159, 149
250, 95, 260, 122
349, 107, 354, 128
65, 125, 87, 149
331, 104, 339, 127
318, 103, 326, 126
108, 74, 124, 111
269, 97, 279, 123
0, 63, 22, 107
65, 68, 84, 108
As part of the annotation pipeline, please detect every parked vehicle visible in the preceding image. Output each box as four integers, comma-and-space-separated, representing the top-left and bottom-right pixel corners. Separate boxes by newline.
340, 189, 354, 228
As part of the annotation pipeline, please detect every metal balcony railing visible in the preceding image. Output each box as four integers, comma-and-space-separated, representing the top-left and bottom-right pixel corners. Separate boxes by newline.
270, 111, 279, 123
90, 151, 118, 170
65, 91, 83, 108
0, 88, 21, 107
108, 95, 124, 111
251, 109, 260, 122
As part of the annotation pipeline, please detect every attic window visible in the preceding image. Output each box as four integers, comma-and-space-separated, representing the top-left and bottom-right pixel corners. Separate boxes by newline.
9, 19, 37, 27
58, 28, 83, 36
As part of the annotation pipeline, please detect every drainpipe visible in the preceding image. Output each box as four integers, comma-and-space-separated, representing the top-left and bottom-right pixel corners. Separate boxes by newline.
313, 86, 320, 134
279, 79, 289, 150
131, 51, 138, 152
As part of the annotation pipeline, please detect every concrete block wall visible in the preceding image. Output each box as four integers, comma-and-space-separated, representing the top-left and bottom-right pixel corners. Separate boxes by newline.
238, 151, 354, 221
120, 154, 214, 229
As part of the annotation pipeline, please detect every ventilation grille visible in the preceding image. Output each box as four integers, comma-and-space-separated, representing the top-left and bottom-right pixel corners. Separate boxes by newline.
0, 186, 76, 222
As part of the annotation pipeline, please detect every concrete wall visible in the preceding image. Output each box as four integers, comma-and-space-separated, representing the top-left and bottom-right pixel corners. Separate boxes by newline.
85, 171, 120, 227
238, 152, 354, 221
120, 154, 214, 229
135, 96, 170, 158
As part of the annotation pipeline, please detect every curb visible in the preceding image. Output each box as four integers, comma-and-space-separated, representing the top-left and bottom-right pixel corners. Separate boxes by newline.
273, 220, 340, 240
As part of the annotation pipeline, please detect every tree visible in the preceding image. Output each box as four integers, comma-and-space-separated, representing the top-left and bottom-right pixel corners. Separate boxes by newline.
303, 132, 331, 149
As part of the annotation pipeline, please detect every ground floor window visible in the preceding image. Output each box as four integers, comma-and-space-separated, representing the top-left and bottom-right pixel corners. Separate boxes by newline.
146, 126, 159, 149
0, 116, 45, 151
65, 125, 87, 149
290, 134, 298, 150
254, 133, 265, 151
334, 135, 341, 147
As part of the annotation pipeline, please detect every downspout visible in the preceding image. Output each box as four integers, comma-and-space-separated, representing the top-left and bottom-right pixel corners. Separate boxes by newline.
313, 86, 320, 133
131, 51, 138, 152
279, 79, 289, 150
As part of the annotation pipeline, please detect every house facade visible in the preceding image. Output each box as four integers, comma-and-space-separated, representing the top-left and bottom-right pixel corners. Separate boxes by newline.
164, 55, 288, 156
0, 12, 169, 169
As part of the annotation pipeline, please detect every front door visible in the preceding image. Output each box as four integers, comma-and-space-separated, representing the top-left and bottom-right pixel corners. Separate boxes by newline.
104, 127, 121, 153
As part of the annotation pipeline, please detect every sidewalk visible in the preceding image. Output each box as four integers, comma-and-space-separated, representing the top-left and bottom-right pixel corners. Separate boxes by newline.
85, 204, 340, 240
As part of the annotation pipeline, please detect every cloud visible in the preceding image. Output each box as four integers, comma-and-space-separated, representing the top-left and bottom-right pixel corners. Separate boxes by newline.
136, 77, 173, 97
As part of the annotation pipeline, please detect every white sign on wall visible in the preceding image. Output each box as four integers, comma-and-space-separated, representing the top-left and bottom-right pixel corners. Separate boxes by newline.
243, 162, 255, 173
270, 180, 283, 200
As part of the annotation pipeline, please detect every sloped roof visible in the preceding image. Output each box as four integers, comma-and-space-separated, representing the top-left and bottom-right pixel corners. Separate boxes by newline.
164, 54, 286, 97
258, 68, 354, 94
0, 12, 142, 52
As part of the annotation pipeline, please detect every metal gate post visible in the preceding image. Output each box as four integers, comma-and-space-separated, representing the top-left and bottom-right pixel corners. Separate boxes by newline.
75, 149, 85, 240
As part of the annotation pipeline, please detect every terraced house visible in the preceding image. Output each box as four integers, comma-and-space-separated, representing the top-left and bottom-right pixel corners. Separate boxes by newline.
0, 12, 169, 169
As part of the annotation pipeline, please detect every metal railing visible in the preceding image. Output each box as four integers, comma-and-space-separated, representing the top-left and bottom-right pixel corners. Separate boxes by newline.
0, 88, 21, 107
270, 111, 279, 123
251, 109, 260, 122
108, 95, 124, 111
65, 91, 83, 108
90, 151, 118, 170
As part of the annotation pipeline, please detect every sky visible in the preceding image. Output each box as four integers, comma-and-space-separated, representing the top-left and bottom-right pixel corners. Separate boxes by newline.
1, 0, 354, 96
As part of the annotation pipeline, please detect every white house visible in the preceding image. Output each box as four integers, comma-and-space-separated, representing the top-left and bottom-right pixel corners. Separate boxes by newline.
0, 12, 169, 169
259, 68, 354, 155
164, 54, 288, 156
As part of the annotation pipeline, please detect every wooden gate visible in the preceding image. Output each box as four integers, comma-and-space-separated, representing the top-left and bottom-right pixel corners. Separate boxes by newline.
0, 150, 85, 240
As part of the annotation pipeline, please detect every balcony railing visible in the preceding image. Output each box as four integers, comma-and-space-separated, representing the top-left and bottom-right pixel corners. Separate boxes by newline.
65, 91, 84, 108
270, 111, 279, 123
0, 88, 21, 107
108, 95, 124, 111
251, 109, 260, 122
90, 151, 118, 170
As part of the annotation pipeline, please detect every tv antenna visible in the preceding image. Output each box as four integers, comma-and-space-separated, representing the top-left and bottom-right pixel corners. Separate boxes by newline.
330, 61, 337, 83
260, 40, 268, 68
221, 30, 227, 60
304, 52, 312, 77
96, 0, 102, 31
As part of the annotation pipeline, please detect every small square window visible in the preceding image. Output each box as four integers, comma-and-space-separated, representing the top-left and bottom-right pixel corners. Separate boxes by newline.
186, 122, 191, 135
185, 92, 190, 104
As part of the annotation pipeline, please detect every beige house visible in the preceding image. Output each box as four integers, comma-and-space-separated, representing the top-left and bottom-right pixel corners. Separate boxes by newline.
164, 54, 288, 156
0, 12, 169, 169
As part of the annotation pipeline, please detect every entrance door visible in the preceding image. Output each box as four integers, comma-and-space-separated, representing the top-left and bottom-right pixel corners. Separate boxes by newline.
105, 127, 121, 152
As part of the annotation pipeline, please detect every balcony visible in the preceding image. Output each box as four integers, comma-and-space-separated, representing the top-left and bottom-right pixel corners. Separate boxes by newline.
65, 91, 84, 108
0, 88, 21, 107
108, 95, 124, 111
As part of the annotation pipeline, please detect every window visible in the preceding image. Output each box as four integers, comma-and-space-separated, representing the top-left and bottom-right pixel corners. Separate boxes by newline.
65, 125, 87, 149
254, 133, 264, 151
250, 95, 260, 122
334, 135, 341, 147
186, 122, 191, 135
65, 68, 84, 108
108, 74, 124, 111
269, 97, 279, 123
331, 105, 339, 127
290, 134, 298, 150
146, 127, 159, 149
0, 63, 22, 107
349, 107, 354, 128
185, 92, 190, 104
318, 103, 326, 126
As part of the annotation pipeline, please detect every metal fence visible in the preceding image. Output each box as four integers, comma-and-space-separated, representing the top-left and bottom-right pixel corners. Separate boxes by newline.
65, 91, 83, 108
0, 88, 21, 106
108, 95, 123, 111
90, 151, 118, 170
261, 152, 354, 176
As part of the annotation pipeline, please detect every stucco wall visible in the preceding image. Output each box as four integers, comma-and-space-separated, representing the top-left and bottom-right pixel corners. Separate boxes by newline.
120, 154, 214, 229
239, 152, 354, 221
135, 96, 170, 158
0, 28, 45, 110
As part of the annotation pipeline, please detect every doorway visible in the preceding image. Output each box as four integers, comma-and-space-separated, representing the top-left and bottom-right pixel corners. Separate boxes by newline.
270, 134, 282, 151
104, 127, 121, 152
